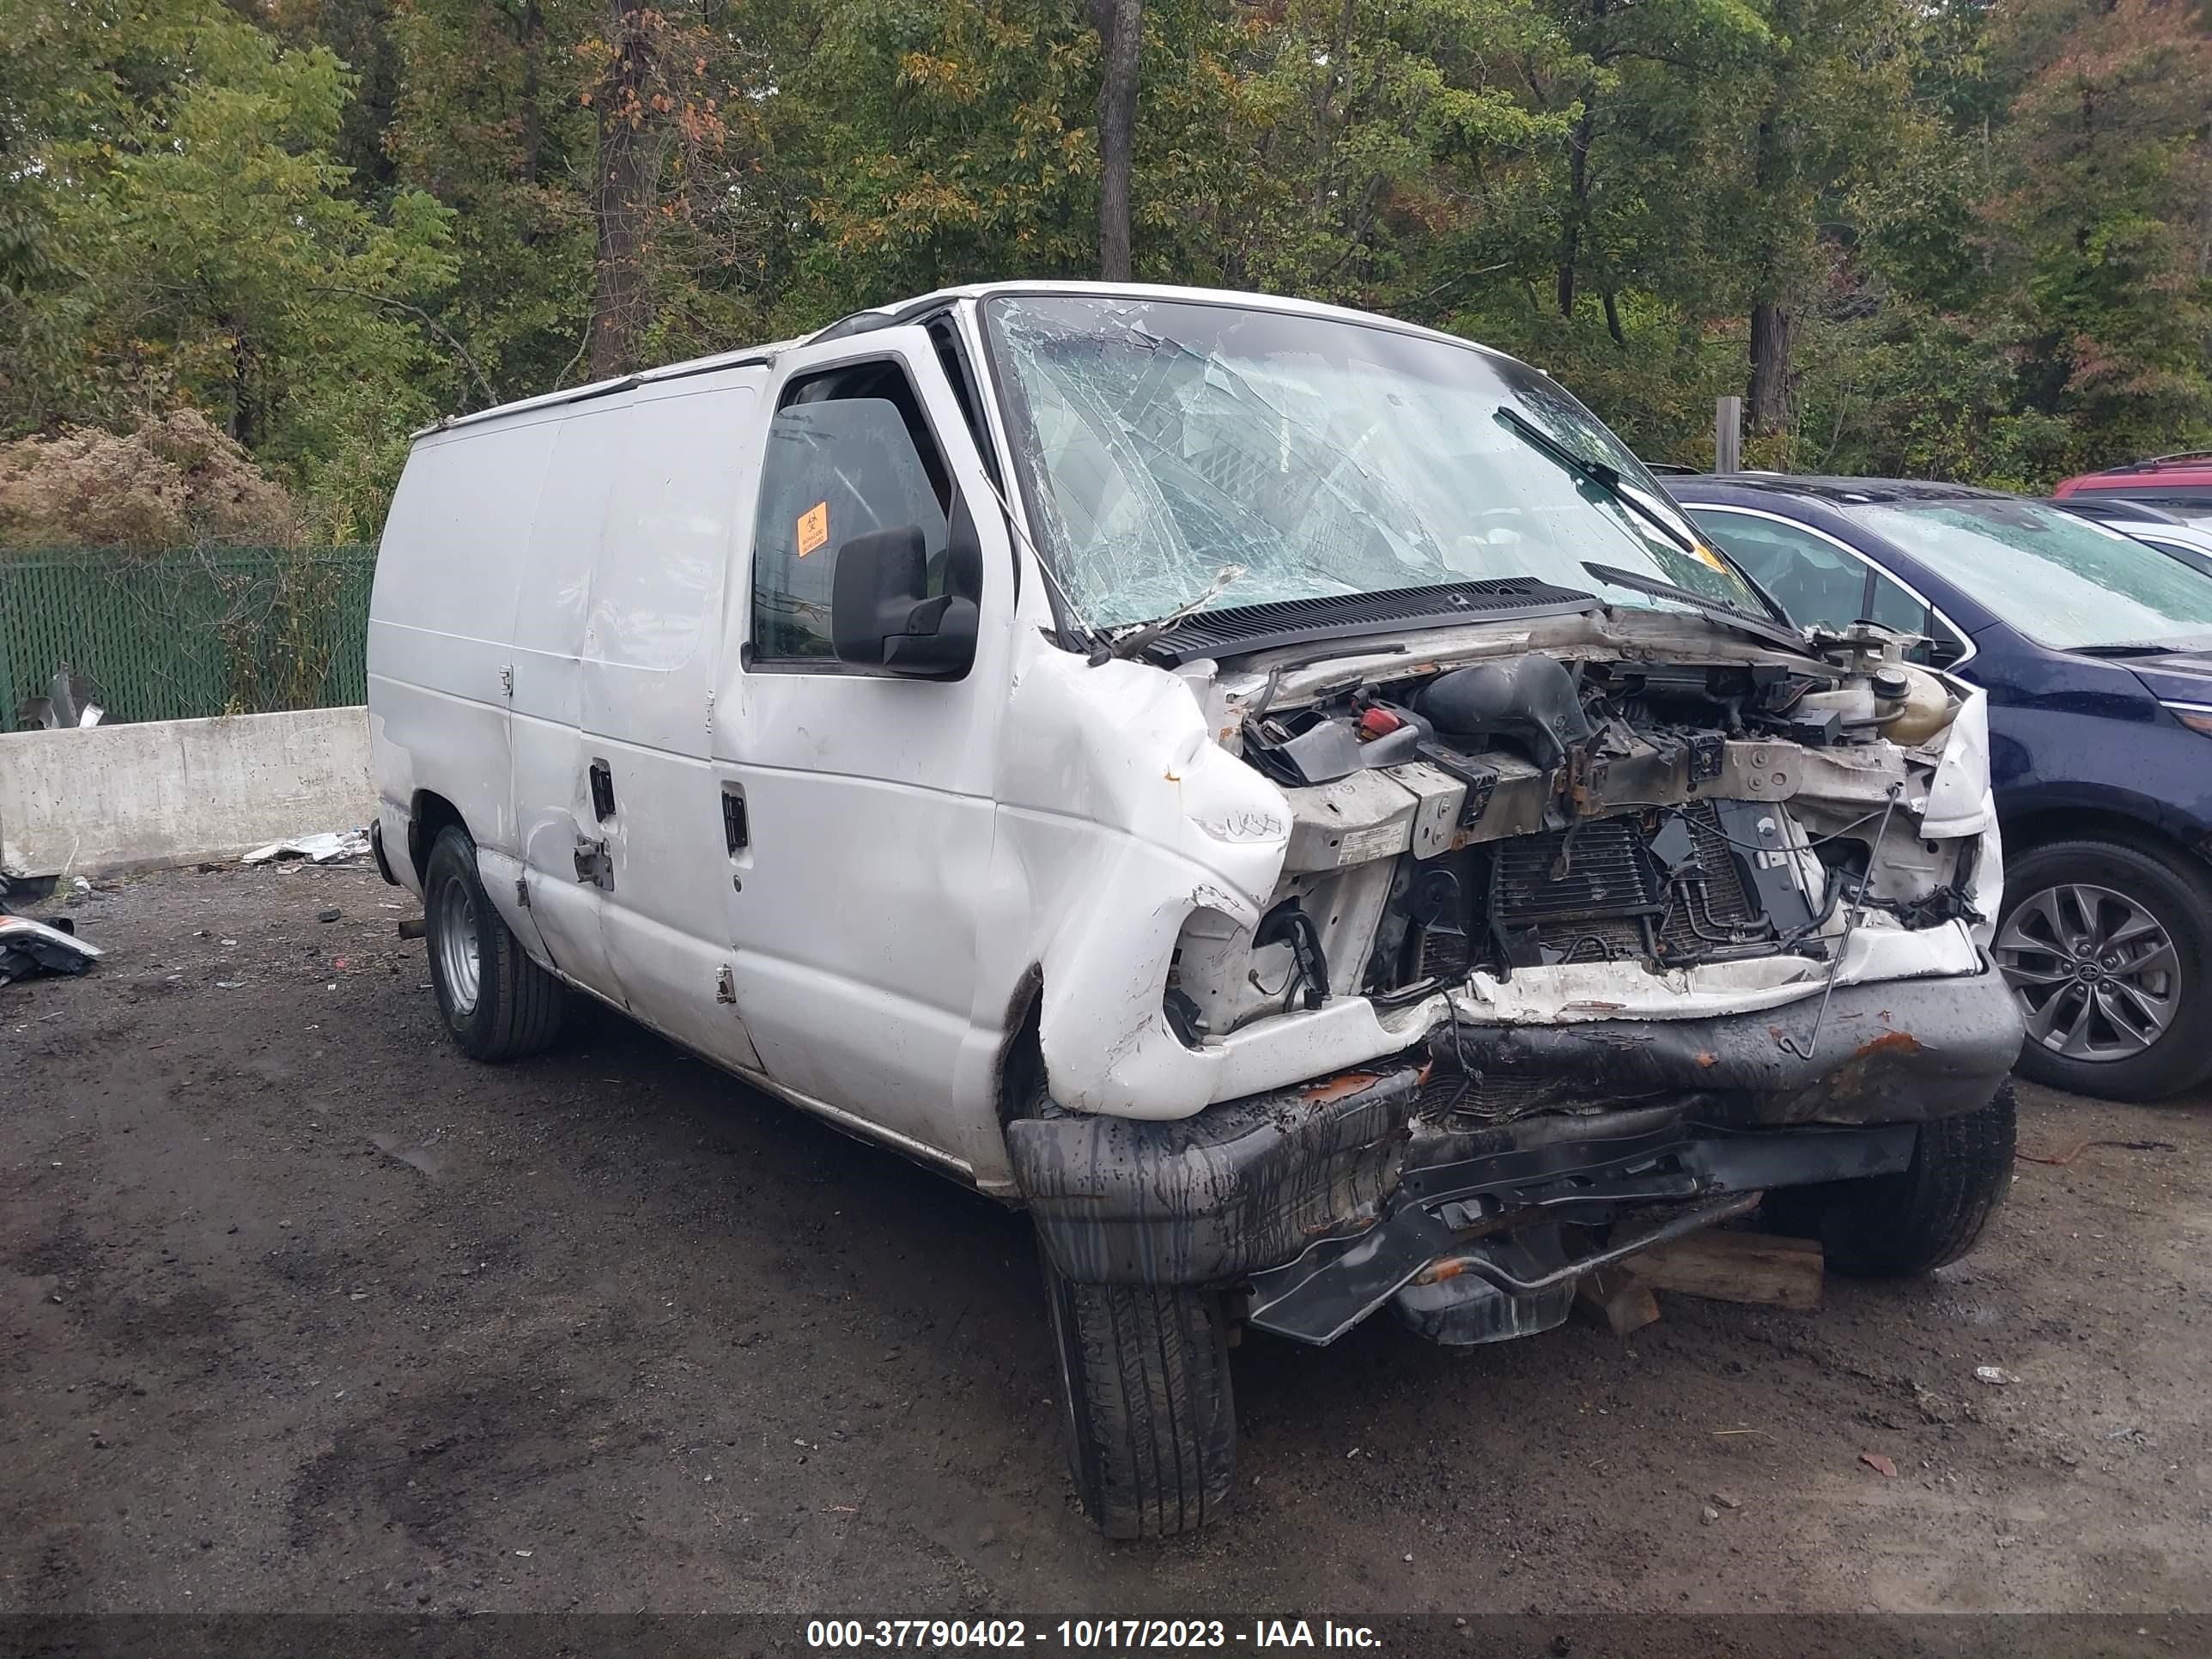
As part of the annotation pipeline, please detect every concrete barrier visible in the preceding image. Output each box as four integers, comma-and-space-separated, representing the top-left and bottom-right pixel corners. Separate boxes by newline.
0, 706, 373, 878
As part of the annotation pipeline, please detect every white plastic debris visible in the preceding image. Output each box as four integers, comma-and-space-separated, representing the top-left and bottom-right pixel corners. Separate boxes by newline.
1973, 1365, 2018, 1386
0, 915, 104, 982
241, 830, 371, 866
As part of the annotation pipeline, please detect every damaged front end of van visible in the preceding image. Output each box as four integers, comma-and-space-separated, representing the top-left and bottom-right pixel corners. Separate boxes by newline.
1005, 606, 2018, 1353
983, 291, 2021, 1370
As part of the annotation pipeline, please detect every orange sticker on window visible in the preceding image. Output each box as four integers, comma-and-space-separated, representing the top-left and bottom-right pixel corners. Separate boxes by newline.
796, 501, 829, 557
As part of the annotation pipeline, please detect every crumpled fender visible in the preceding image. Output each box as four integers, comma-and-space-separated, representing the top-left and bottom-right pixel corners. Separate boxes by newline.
1921, 684, 1994, 838
1000, 651, 1290, 1120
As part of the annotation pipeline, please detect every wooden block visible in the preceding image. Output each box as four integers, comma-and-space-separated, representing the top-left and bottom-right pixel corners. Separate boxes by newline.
1576, 1265, 1662, 1334
1626, 1229, 1823, 1311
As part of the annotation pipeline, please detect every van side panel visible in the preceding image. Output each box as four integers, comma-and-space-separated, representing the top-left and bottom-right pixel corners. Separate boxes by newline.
581, 375, 765, 1071
368, 420, 560, 885
509, 404, 627, 996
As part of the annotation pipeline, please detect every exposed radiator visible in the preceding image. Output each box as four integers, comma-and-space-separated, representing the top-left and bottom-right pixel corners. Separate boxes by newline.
1490, 818, 1664, 925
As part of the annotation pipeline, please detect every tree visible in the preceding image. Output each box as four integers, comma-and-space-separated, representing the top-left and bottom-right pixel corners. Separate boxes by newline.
2, 1, 456, 527
1095, 0, 1142, 279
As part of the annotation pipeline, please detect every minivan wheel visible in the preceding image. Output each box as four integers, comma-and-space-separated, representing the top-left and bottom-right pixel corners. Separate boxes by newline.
423, 825, 564, 1061
1992, 836, 2212, 1101
1040, 1250, 1236, 1540
1762, 1085, 2016, 1277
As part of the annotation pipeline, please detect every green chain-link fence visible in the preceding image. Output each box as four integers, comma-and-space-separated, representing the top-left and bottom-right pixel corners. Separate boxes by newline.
1, 546, 376, 727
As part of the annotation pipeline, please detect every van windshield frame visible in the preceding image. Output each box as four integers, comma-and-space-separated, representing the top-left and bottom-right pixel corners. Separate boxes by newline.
976, 292, 1759, 633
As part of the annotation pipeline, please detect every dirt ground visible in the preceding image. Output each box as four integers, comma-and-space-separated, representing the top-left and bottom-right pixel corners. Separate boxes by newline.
4, 860, 2210, 1624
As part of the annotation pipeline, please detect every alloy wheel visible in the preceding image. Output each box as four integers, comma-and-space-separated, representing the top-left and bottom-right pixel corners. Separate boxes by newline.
1993, 883, 2179, 1062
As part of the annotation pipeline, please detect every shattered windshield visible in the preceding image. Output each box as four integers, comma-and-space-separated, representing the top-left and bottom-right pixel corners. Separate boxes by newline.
980, 294, 1758, 631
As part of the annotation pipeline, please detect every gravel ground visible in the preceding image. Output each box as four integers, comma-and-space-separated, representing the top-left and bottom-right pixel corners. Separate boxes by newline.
4, 861, 2210, 1623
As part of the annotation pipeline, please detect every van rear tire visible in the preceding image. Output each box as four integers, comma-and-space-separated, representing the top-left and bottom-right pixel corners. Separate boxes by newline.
1041, 1250, 1236, 1540
423, 825, 564, 1061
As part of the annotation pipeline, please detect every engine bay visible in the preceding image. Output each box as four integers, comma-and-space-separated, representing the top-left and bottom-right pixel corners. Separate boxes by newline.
1164, 629, 1983, 1045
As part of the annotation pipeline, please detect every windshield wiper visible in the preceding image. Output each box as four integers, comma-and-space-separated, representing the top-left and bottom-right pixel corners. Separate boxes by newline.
1103, 562, 1249, 661
1492, 406, 1705, 562
2073, 639, 2212, 658
1580, 562, 1810, 653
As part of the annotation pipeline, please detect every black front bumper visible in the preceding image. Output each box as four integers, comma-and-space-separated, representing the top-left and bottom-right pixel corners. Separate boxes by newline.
1006, 965, 2021, 1344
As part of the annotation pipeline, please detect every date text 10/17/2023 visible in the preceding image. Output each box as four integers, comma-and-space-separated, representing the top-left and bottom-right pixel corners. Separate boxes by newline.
805, 1620, 1384, 1649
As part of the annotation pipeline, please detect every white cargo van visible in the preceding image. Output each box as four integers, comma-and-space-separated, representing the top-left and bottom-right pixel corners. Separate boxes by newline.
368, 283, 2023, 1538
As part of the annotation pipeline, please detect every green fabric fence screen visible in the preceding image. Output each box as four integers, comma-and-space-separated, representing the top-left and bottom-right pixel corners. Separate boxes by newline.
1, 546, 376, 727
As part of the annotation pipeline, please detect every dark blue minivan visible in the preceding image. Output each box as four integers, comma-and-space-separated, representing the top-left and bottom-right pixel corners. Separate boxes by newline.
1671, 476, 2212, 1103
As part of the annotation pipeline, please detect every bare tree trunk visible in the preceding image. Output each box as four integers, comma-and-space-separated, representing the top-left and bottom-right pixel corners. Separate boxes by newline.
1602, 289, 1625, 347
1096, 0, 1143, 281
520, 0, 545, 189
1744, 101, 1795, 437
1747, 300, 1796, 434
1557, 100, 1595, 317
590, 1, 657, 379
229, 324, 259, 450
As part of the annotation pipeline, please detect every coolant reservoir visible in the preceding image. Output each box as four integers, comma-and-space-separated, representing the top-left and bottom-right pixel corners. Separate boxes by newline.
1875, 663, 1954, 745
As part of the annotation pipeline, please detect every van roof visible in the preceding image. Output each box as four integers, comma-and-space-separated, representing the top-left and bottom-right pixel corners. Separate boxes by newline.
410, 282, 1519, 440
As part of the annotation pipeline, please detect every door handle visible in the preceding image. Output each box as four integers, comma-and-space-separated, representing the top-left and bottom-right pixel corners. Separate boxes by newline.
588, 758, 617, 822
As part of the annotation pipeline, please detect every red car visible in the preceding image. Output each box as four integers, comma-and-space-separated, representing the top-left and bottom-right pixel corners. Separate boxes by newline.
2055, 452, 2212, 528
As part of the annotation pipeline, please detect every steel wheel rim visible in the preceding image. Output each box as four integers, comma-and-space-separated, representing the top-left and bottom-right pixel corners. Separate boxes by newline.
1993, 882, 2179, 1063
435, 878, 482, 1017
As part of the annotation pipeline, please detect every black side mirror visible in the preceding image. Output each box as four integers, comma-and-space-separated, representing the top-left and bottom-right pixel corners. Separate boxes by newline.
830, 525, 977, 678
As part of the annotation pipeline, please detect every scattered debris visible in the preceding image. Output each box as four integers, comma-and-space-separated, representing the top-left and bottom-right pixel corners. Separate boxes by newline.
242, 830, 370, 866
18, 662, 105, 730
1711, 1492, 1741, 1510
1859, 1452, 1899, 1478
1699, 1504, 1720, 1525
0, 913, 103, 983
1974, 1366, 2019, 1387
317, 908, 343, 924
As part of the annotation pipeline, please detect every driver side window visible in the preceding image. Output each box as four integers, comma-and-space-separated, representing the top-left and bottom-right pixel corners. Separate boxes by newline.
750, 366, 957, 665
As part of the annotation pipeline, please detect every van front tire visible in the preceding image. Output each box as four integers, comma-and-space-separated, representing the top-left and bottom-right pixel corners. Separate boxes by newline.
423, 826, 564, 1062
1762, 1085, 2016, 1276
1042, 1253, 1236, 1540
